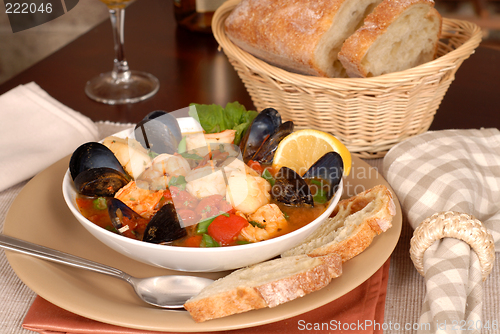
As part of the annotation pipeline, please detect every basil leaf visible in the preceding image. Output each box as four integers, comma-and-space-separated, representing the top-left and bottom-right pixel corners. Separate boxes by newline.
188, 102, 258, 146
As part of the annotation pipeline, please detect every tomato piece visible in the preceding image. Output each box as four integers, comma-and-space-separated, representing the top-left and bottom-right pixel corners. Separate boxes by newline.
162, 189, 172, 202
184, 235, 203, 247
247, 160, 264, 174
207, 214, 249, 245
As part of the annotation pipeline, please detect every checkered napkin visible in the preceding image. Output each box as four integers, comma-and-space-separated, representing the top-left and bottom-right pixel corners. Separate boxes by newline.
383, 128, 500, 333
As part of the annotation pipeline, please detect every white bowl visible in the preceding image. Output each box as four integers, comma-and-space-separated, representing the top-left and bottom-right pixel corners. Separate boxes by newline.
62, 120, 343, 272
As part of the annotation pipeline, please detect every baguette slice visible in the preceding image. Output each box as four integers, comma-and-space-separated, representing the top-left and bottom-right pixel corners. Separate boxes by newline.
184, 253, 342, 322
224, 0, 384, 78
338, 0, 442, 78
282, 185, 396, 261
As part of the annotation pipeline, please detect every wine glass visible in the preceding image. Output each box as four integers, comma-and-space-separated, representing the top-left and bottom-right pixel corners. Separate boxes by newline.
85, 0, 159, 105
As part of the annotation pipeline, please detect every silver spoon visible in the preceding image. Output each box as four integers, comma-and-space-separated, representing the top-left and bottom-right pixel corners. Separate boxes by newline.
0, 234, 213, 308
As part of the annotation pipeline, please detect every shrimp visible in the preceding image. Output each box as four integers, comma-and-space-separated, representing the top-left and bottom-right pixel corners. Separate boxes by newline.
239, 204, 287, 242
225, 170, 271, 214
114, 181, 165, 218
185, 165, 228, 199
137, 153, 191, 190
102, 136, 151, 179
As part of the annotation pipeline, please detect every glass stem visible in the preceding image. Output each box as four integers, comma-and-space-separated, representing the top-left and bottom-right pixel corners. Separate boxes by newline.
109, 7, 131, 82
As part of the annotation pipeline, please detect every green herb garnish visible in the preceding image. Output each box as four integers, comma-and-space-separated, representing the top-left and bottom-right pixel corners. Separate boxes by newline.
93, 197, 107, 210
201, 234, 220, 247
169, 175, 187, 190
180, 152, 203, 160
196, 216, 217, 234
249, 220, 266, 229
188, 102, 258, 145
177, 136, 187, 154
261, 169, 275, 186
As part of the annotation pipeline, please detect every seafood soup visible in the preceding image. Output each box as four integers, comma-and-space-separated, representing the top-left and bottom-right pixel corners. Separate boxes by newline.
70, 108, 344, 248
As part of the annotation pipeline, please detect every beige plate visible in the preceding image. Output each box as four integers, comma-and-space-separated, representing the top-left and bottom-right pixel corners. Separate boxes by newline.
4, 155, 401, 332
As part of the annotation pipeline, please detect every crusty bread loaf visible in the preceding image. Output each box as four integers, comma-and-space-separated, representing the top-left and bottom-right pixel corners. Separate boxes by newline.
184, 253, 342, 322
338, 0, 442, 78
282, 185, 396, 261
224, 0, 384, 78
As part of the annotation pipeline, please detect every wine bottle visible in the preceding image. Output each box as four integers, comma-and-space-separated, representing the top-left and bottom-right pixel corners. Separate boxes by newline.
174, 0, 226, 33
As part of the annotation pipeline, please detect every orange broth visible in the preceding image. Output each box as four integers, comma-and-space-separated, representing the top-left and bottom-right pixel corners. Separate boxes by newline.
75, 164, 331, 247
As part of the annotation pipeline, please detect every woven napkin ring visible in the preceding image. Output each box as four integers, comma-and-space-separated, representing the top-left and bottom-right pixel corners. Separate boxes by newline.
410, 211, 495, 281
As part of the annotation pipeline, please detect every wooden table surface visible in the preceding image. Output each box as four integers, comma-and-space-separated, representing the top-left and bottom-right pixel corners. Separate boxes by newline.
0, 0, 498, 130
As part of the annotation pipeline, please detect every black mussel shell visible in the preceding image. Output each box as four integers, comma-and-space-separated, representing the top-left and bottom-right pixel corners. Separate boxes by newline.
143, 110, 168, 121
271, 167, 314, 207
252, 121, 294, 164
239, 108, 282, 162
134, 118, 180, 155
142, 111, 183, 143
70, 142, 128, 181
302, 152, 343, 200
74, 167, 129, 197
108, 198, 146, 237
142, 203, 187, 244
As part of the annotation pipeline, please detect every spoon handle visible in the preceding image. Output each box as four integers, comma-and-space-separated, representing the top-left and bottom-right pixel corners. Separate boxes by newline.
0, 234, 131, 281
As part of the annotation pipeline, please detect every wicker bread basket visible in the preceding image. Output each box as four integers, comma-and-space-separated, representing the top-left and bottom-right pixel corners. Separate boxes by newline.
212, 0, 482, 158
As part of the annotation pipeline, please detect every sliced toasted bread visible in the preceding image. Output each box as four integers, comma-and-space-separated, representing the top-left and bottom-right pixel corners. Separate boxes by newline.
184, 253, 342, 322
338, 0, 442, 77
282, 185, 396, 261
224, 0, 384, 78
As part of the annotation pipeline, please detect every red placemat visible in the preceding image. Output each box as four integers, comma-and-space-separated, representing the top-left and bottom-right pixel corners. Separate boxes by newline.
23, 259, 389, 334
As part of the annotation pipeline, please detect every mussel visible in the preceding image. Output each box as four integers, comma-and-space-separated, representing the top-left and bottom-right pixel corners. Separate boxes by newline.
142, 110, 183, 143
271, 152, 344, 207
108, 198, 148, 239
303, 151, 343, 199
74, 168, 129, 197
252, 121, 294, 164
108, 199, 187, 244
142, 203, 187, 244
134, 111, 182, 154
239, 108, 282, 162
272, 167, 314, 206
70, 142, 130, 197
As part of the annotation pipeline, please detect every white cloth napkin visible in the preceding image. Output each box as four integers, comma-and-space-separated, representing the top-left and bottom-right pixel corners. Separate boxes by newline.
383, 129, 500, 333
0, 82, 99, 192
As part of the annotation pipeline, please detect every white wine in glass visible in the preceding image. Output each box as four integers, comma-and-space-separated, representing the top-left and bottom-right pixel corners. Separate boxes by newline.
85, 0, 159, 105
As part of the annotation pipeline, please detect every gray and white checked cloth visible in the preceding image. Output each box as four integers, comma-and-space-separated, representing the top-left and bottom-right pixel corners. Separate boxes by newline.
383, 128, 500, 334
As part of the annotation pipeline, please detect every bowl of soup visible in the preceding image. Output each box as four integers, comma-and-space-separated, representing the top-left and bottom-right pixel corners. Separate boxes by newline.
62, 111, 344, 272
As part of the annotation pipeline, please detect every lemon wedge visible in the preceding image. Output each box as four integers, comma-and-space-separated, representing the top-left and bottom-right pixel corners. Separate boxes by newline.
272, 129, 351, 176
